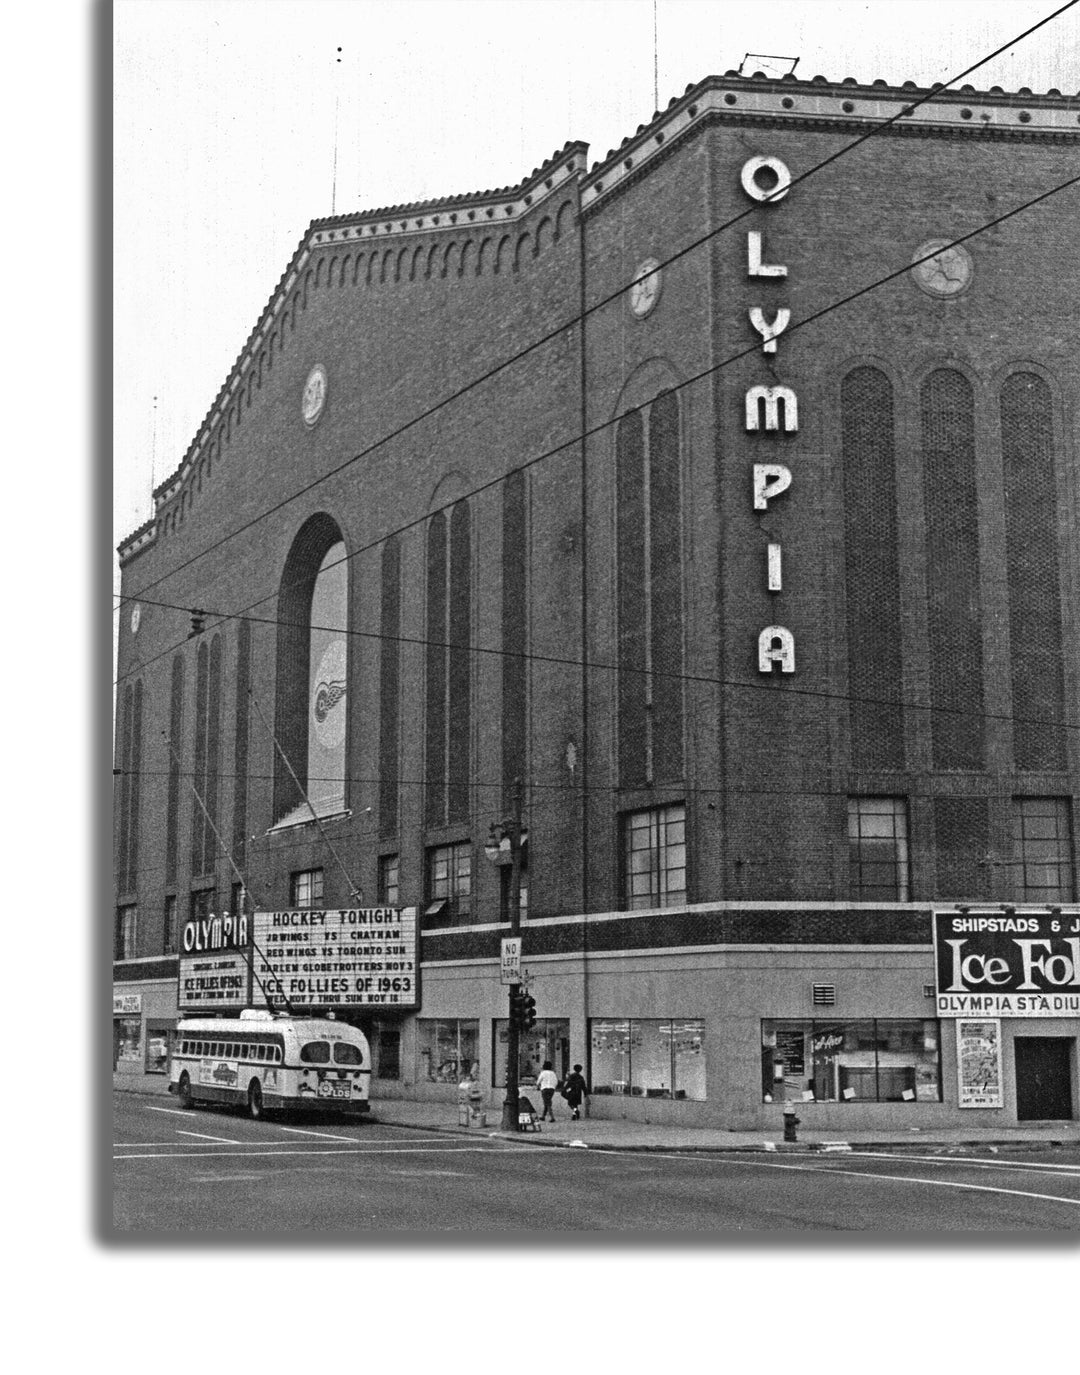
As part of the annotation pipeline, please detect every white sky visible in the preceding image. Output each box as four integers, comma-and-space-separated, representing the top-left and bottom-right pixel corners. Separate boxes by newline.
113, 0, 1080, 553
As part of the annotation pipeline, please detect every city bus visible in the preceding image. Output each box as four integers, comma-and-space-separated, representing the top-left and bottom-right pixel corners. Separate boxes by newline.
169, 1009, 371, 1119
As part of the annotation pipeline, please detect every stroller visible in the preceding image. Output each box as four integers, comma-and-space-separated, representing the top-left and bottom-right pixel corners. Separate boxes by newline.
516, 1094, 541, 1131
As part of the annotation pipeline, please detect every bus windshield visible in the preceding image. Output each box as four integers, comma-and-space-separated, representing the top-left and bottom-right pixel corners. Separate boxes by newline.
333, 1043, 363, 1065
299, 1041, 331, 1064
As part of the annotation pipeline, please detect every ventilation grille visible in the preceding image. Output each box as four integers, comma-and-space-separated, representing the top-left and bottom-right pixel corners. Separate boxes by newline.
812, 984, 836, 1006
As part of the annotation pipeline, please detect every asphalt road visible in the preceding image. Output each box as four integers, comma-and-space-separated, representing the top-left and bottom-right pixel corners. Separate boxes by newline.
112, 1094, 1080, 1235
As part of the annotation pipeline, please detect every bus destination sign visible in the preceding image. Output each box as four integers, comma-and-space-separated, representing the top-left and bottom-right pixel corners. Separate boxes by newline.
251, 907, 420, 1010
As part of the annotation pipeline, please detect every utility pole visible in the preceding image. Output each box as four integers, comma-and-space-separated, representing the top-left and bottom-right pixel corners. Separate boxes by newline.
496, 778, 525, 1132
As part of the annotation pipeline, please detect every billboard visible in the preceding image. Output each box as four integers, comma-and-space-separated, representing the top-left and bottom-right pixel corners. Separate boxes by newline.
933, 907, 1080, 1018
251, 907, 419, 1011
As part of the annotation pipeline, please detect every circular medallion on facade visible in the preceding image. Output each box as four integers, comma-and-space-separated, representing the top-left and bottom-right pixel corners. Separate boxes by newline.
310, 638, 347, 750
302, 364, 328, 426
911, 240, 974, 298
130, 602, 142, 634
629, 258, 662, 318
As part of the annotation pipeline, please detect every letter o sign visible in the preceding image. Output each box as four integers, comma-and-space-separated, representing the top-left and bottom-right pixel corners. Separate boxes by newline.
741, 155, 792, 203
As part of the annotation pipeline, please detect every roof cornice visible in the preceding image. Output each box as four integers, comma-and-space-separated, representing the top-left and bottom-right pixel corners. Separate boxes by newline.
580, 72, 1079, 213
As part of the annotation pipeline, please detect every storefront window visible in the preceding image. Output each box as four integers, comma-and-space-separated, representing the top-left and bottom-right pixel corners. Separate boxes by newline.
114, 1017, 142, 1065
417, 1019, 479, 1084
761, 1020, 941, 1104
492, 1019, 569, 1088
589, 1018, 705, 1101
144, 1021, 175, 1075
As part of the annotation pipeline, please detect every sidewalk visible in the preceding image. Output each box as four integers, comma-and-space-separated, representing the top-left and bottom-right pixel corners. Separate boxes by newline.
369, 1097, 1080, 1154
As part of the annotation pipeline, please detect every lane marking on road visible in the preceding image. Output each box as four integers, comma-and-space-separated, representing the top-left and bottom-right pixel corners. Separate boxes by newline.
274, 1125, 364, 1143
145, 1107, 197, 1117
849, 1151, 1080, 1176
583, 1148, 1080, 1207
191, 1175, 267, 1184
176, 1129, 243, 1144
114, 1143, 544, 1161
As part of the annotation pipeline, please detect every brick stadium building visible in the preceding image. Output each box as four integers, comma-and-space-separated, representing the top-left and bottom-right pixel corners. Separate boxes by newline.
114, 71, 1079, 1129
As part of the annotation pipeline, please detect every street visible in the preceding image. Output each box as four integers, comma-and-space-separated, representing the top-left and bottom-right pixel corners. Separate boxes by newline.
112, 1094, 1080, 1233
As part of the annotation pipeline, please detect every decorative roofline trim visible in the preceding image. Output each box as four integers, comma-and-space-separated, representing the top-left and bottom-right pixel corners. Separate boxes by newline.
580, 74, 1079, 212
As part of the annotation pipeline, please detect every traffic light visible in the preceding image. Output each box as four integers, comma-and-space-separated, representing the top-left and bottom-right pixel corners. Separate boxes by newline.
521, 993, 537, 1030
509, 989, 525, 1028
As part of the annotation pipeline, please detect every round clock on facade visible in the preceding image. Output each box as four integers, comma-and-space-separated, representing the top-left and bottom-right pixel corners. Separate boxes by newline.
302, 364, 328, 426
911, 239, 974, 298
629, 258, 662, 317
130, 602, 142, 634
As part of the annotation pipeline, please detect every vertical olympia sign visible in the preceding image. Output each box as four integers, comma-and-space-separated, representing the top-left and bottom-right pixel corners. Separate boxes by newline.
742, 154, 798, 675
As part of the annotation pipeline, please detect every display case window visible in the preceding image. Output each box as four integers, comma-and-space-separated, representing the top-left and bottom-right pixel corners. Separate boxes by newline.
761, 1019, 941, 1103
589, 1018, 705, 1101
417, 1018, 479, 1084
492, 1019, 569, 1088
372, 1020, 401, 1079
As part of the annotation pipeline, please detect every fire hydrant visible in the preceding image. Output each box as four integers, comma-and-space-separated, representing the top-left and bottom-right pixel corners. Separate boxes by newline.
782, 1103, 800, 1143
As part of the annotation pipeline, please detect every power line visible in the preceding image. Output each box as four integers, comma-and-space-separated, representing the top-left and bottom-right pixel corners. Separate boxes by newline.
115, 174, 1080, 709
122, 589, 1080, 735
120, 2, 1079, 608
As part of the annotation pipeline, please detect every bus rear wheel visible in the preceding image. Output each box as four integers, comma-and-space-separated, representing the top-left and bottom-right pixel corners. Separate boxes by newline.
178, 1072, 193, 1109
247, 1079, 263, 1120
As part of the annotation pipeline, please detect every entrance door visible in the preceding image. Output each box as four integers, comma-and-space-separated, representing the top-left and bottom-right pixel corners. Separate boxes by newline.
1014, 1038, 1074, 1121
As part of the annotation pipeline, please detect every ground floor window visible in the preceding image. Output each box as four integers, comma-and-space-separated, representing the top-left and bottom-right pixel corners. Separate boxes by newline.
145, 1021, 176, 1075
371, 1020, 401, 1079
417, 1018, 479, 1084
589, 1018, 705, 1101
761, 1019, 941, 1104
114, 1017, 142, 1068
492, 1019, 570, 1088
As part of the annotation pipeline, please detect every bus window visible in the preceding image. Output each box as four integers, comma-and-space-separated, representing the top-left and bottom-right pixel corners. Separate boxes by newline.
240, 1044, 249, 1059
300, 1041, 331, 1064
333, 1043, 363, 1066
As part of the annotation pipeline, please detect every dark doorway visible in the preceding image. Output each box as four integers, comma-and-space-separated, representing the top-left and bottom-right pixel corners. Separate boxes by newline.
1014, 1038, 1074, 1121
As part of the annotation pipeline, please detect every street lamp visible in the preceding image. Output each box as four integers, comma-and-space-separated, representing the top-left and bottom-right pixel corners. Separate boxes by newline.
486, 777, 527, 1132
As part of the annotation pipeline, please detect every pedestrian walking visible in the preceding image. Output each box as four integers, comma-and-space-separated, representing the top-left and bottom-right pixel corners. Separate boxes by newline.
563, 1064, 588, 1121
536, 1060, 559, 1121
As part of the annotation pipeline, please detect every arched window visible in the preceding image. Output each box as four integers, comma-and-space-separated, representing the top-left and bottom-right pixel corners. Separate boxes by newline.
841, 366, 903, 770
615, 390, 684, 788
920, 369, 984, 771
378, 536, 401, 838
191, 635, 222, 876
424, 501, 471, 829
165, 655, 184, 887
273, 516, 348, 825
117, 678, 143, 895
1001, 372, 1066, 770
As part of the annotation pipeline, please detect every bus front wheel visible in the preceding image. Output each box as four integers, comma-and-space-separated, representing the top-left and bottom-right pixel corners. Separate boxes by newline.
178, 1073, 193, 1109
247, 1079, 263, 1120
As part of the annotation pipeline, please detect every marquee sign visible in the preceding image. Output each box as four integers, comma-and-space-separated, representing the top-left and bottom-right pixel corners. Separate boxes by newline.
251, 907, 419, 1011
933, 908, 1080, 1018
177, 910, 251, 1012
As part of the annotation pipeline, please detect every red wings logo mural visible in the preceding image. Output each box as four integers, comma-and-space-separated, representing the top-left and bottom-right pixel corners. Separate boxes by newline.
314, 680, 346, 723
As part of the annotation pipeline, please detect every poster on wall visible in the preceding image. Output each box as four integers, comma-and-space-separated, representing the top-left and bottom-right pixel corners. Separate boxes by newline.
956, 1018, 1003, 1109
251, 907, 419, 1010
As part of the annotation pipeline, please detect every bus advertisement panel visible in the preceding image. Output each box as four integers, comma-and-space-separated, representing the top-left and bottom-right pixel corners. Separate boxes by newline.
251, 907, 419, 1011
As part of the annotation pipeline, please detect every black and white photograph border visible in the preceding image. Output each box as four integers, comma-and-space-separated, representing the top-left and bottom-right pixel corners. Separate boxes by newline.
18, 0, 1080, 1365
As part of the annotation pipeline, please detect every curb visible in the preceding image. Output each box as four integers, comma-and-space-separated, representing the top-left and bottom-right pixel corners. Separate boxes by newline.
368, 1117, 1076, 1155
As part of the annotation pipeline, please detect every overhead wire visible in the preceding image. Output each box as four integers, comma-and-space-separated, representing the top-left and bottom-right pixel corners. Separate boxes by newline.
116, 1, 1079, 611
